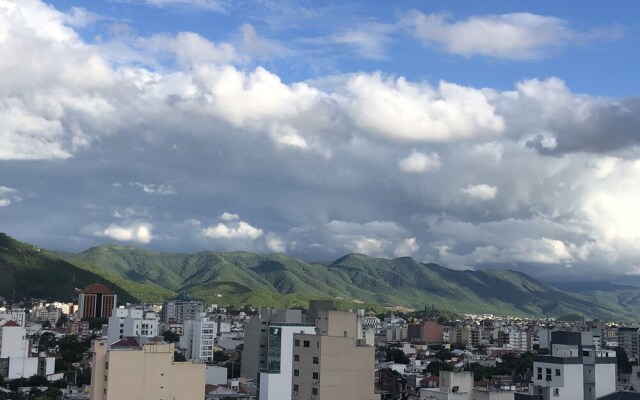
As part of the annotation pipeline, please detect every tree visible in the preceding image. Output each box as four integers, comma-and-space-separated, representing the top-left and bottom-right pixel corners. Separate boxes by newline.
162, 330, 180, 343
38, 332, 56, 352
174, 351, 187, 362
385, 347, 409, 364
616, 347, 632, 374
213, 351, 229, 363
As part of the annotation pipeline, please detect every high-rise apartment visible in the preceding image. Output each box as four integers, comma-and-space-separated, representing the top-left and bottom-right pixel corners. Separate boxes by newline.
78, 284, 117, 319
292, 310, 379, 400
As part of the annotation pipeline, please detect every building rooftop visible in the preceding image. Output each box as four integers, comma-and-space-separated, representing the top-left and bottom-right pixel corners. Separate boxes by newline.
83, 283, 115, 295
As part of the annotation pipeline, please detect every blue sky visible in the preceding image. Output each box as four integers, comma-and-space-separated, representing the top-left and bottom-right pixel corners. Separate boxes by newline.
48, 0, 639, 96
2, 0, 640, 283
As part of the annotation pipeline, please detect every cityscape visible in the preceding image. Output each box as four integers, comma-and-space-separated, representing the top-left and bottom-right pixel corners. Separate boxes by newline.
2, 0, 640, 399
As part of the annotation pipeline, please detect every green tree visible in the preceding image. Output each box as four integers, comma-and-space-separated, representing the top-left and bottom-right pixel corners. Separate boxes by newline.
162, 330, 180, 343
385, 347, 410, 364
616, 347, 632, 374
213, 351, 229, 363
174, 351, 187, 362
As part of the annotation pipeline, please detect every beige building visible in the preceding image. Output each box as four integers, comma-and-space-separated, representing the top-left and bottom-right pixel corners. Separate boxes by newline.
292, 310, 379, 400
241, 307, 304, 381
90, 338, 205, 400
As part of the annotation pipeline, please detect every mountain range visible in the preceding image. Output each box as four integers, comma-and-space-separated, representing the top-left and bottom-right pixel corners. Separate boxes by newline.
2, 232, 640, 321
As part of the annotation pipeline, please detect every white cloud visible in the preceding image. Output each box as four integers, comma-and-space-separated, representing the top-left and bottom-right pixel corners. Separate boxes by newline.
404, 11, 577, 60
220, 212, 239, 221
398, 151, 441, 173
0, 186, 18, 207
327, 23, 395, 60
202, 217, 263, 240
345, 72, 505, 141
132, 182, 176, 195
100, 222, 154, 244
461, 184, 497, 200
266, 233, 286, 253
394, 237, 420, 257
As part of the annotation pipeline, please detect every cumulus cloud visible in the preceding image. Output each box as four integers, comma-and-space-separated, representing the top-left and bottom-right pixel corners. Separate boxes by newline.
220, 212, 240, 221
98, 222, 155, 244
398, 151, 441, 173
345, 73, 505, 141
0, 186, 18, 207
404, 11, 582, 60
461, 184, 497, 200
2, 0, 640, 283
201, 215, 264, 240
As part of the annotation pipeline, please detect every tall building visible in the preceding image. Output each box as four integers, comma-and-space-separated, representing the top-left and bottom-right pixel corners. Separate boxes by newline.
90, 338, 205, 400
259, 323, 317, 400
241, 307, 304, 381
618, 327, 639, 361
292, 310, 379, 400
516, 331, 616, 400
179, 313, 217, 361
0, 318, 55, 379
161, 299, 204, 323
78, 284, 117, 319
106, 307, 159, 347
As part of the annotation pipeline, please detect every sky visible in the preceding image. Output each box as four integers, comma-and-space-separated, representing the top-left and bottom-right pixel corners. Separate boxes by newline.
1, 0, 640, 283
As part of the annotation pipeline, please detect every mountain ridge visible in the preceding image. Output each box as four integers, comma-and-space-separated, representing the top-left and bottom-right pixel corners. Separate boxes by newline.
3, 233, 640, 320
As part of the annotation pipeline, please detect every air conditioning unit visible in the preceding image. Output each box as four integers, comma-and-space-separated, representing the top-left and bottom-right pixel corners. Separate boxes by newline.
313, 379, 319, 384
293, 391, 298, 396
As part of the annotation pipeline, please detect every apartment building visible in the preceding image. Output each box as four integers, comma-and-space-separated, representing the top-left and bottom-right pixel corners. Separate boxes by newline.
0, 310, 26, 327
161, 299, 204, 323
241, 307, 304, 381
78, 284, 117, 319
106, 307, 159, 347
179, 313, 217, 361
618, 327, 639, 361
90, 338, 205, 400
516, 331, 616, 400
292, 310, 379, 400
259, 323, 317, 400
0, 318, 55, 379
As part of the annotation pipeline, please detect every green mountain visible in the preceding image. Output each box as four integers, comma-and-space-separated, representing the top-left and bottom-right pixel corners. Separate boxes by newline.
4, 232, 640, 320
56, 242, 640, 321
0, 233, 174, 304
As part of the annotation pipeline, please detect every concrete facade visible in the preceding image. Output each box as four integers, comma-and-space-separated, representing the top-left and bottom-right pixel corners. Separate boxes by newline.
292, 311, 379, 400
107, 307, 158, 347
241, 308, 303, 381
259, 324, 316, 400
90, 339, 205, 400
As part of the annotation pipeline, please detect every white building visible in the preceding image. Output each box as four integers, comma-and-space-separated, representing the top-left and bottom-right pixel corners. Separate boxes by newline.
107, 308, 159, 347
420, 371, 474, 400
0, 319, 55, 380
180, 314, 217, 361
517, 331, 616, 400
259, 323, 316, 400
0, 310, 26, 327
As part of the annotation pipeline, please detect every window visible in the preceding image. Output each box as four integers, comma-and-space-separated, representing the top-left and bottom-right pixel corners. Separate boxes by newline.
537, 367, 542, 380
555, 369, 560, 376
294, 369, 299, 377
313, 372, 319, 380
294, 339, 300, 347
304, 340, 310, 348
312, 388, 318, 395
553, 388, 559, 397
546, 368, 552, 382
294, 354, 300, 362
313, 356, 319, 364
293, 384, 299, 392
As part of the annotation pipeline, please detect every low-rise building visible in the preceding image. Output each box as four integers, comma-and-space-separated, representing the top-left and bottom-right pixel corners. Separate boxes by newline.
90, 338, 205, 400
0, 318, 55, 380
107, 307, 159, 347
